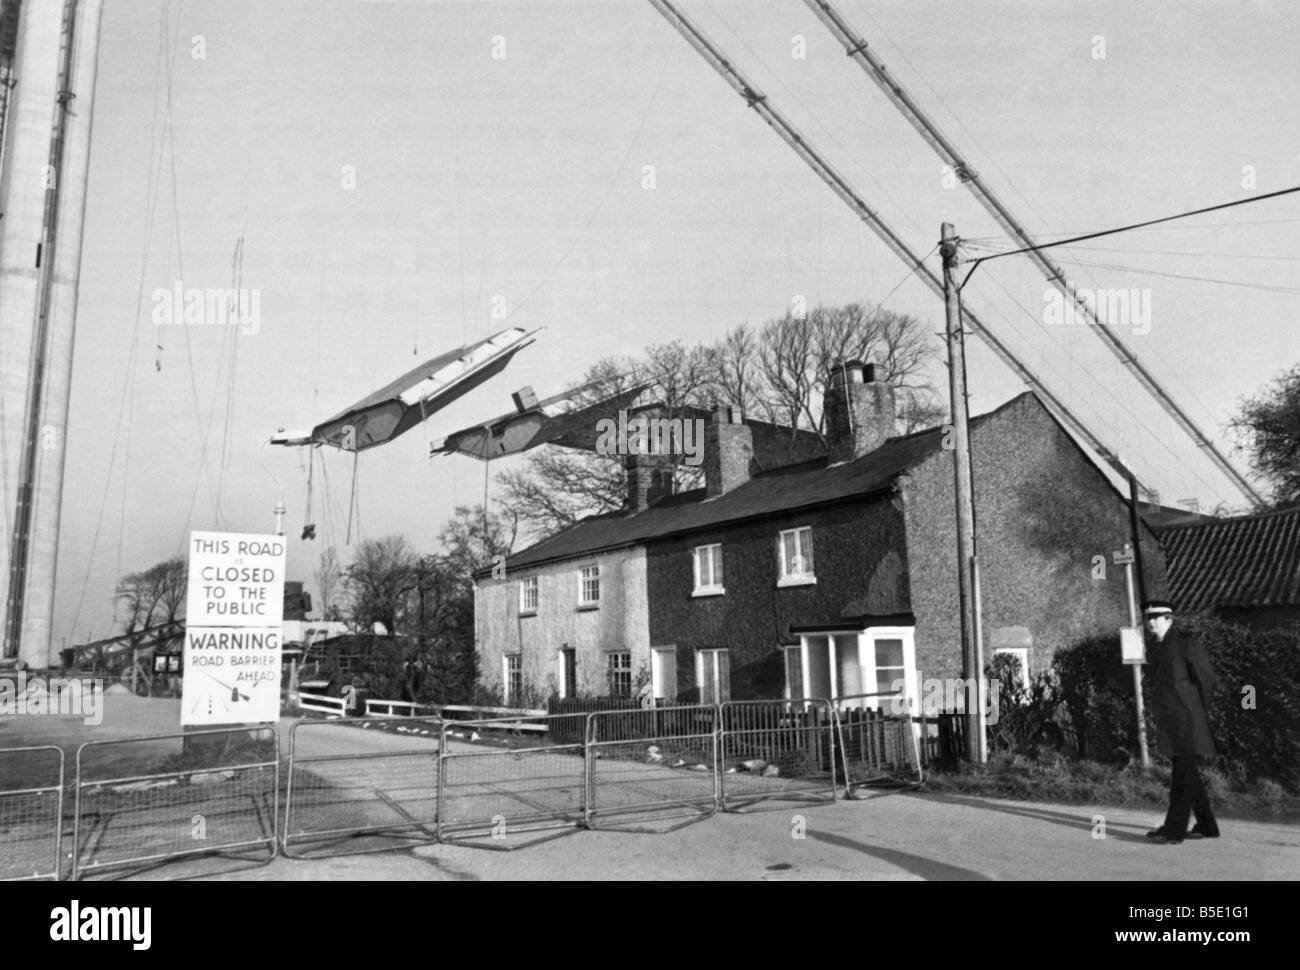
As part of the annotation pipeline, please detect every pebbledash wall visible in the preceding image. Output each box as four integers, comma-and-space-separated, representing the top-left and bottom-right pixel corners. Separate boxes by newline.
900, 393, 1168, 680
475, 545, 650, 702
645, 493, 911, 701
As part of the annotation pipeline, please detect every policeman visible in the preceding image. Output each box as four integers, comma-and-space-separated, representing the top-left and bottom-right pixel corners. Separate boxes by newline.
1143, 599, 1221, 844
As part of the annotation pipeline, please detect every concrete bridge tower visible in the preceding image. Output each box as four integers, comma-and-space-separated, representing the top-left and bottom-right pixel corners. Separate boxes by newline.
0, 0, 106, 666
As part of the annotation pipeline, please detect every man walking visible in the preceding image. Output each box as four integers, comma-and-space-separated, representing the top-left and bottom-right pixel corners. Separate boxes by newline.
1143, 599, 1220, 844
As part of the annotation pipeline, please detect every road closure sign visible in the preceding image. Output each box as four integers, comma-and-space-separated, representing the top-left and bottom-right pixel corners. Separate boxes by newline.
182, 531, 287, 726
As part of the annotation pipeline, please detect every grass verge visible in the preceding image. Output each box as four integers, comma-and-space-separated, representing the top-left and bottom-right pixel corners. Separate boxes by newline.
922, 750, 1300, 824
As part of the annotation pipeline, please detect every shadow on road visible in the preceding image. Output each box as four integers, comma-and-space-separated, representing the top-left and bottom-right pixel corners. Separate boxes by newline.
808, 830, 992, 880
913, 792, 1153, 843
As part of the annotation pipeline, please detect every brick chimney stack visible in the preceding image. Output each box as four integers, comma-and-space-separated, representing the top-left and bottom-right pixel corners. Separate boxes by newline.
625, 453, 676, 512
824, 360, 896, 463
704, 404, 754, 497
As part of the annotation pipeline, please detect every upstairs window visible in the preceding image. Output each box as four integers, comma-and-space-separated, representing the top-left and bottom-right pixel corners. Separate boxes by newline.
579, 564, 601, 606
777, 527, 815, 585
693, 544, 724, 595
519, 576, 538, 614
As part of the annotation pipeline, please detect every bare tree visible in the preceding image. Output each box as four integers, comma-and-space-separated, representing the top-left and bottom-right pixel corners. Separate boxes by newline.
497, 450, 626, 538
315, 546, 344, 621
116, 556, 187, 633
702, 324, 764, 417
439, 504, 518, 587
496, 299, 942, 544
343, 535, 420, 636
1230, 363, 1300, 507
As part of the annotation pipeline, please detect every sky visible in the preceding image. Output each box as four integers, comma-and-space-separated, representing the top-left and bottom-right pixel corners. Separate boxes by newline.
53, 0, 1300, 646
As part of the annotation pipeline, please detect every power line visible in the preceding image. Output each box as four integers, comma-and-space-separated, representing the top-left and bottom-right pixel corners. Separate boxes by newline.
1048, 255, 1300, 296
799, 0, 1267, 507
962, 185, 1300, 267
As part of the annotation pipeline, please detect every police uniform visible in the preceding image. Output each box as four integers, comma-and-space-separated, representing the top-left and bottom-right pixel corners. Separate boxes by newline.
1144, 601, 1220, 842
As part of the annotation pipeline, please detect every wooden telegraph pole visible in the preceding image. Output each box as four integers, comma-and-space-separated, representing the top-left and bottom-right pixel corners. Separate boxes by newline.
941, 223, 986, 762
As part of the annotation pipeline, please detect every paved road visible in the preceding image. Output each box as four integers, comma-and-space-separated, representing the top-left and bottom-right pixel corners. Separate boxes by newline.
185, 789, 1298, 882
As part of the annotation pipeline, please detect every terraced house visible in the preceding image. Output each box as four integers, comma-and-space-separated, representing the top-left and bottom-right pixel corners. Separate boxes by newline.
474, 363, 1167, 710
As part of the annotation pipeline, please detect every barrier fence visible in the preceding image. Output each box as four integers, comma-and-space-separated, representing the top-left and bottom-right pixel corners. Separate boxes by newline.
585, 705, 719, 830
833, 694, 924, 794
720, 698, 838, 811
8, 691, 942, 878
72, 727, 279, 879
436, 714, 587, 844
0, 745, 64, 881
282, 716, 442, 857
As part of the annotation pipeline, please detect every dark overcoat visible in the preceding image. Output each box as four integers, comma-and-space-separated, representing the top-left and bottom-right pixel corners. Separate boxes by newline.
1147, 627, 1218, 758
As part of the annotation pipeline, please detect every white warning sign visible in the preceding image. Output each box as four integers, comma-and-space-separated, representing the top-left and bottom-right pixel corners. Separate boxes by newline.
182, 531, 286, 725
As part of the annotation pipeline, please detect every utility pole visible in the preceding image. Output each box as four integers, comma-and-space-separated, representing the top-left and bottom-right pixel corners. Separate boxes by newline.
1115, 543, 1151, 769
941, 223, 986, 762
1125, 468, 1149, 606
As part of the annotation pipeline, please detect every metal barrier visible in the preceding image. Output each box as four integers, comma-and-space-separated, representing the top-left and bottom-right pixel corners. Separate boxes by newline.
436, 714, 587, 844
72, 727, 279, 879
282, 716, 442, 857
585, 705, 719, 830
0, 745, 65, 881
719, 698, 837, 811
832, 694, 924, 795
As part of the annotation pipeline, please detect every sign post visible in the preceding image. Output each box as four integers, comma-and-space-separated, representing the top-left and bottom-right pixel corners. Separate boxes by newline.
182, 531, 286, 727
1114, 543, 1150, 770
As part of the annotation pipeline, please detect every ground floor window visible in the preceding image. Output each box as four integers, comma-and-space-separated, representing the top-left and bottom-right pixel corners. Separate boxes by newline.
992, 647, 1030, 689
606, 650, 632, 698
503, 654, 523, 706
786, 627, 916, 712
696, 648, 731, 705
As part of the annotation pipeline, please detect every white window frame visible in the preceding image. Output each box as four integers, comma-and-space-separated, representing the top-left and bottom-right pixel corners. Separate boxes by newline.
503, 654, 522, 707
787, 627, 917, 716
696, 648, 731, 705
578, 564, 601, 607
605, 650, 632, 699
519, 576, 538, 615
993, 647, 1031, 690
692, 543, 725, 596
777, 527, 815, 586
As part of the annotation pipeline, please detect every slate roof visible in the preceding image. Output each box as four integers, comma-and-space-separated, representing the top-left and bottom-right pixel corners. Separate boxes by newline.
1157, 505, 1300, 611
485, 395, 1029, 576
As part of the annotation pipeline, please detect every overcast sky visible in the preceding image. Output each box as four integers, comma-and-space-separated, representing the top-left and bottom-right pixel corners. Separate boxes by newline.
55, 0, 1300, 644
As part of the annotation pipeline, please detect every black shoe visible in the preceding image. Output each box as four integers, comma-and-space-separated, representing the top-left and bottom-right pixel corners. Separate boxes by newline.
1146, 828, 1183, 844
1190, 824, 1220, 839
1148, 832, 1184, 844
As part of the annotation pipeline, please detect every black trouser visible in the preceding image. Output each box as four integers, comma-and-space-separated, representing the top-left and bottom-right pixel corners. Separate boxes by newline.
1163, 755, 1216, 834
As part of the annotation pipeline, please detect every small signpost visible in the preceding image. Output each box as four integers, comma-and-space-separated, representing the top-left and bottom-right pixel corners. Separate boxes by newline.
1113, 543, 1150, 769
181, 531, 286, 727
